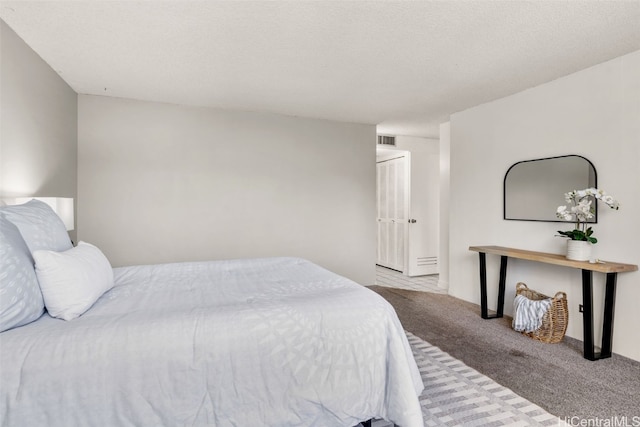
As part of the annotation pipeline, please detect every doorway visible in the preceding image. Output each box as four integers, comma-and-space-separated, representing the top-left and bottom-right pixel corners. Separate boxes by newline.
376, 141, 439, 277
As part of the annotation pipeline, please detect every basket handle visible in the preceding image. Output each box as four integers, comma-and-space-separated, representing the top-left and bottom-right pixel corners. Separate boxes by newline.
516, 282, 529, 291
553, 291, 567, 300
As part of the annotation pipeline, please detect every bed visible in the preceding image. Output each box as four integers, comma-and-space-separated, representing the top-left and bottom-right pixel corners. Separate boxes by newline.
0, 200, 424, 427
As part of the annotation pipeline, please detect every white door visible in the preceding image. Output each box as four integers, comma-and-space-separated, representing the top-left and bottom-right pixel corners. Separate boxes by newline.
406, 152, 440, 276
377, 156, 409, 272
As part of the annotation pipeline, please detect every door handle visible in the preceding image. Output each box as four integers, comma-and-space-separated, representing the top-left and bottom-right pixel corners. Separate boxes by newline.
409, 219, 417, 223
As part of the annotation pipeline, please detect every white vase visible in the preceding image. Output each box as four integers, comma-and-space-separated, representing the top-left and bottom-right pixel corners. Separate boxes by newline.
566, 240, 592, 261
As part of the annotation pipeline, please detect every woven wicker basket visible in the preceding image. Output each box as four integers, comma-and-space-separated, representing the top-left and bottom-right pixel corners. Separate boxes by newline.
514, 282, 568, 344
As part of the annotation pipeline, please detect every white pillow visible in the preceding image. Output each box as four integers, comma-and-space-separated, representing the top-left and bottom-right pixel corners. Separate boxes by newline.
33, 241, 114, 321
0, 199, 73, 253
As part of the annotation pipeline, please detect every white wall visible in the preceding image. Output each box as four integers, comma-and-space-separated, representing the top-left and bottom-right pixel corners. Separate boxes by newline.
0, 20, 78, 240
439, 123, 450, 290
449, 50, 640, 361
78, 95, 376, 285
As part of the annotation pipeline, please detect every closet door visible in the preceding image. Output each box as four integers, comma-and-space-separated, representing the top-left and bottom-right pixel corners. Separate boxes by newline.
377, 156, 408, 271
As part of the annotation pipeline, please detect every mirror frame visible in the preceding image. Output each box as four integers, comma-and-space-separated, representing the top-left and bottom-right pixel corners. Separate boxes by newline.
503, 154, 598, 223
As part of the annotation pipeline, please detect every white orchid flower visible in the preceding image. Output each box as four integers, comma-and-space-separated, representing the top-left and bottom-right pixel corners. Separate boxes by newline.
564, 191, 575, 204
556, 188, 619, 244
601, 195, 619, 209
556, 206, 573, 221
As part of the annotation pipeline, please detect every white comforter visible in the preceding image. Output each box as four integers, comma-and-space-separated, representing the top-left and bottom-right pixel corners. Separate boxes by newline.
0, 257, 423, 427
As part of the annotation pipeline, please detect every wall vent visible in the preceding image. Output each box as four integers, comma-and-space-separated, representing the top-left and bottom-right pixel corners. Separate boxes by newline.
417, 256, 438, 267
377, 135, 396, 146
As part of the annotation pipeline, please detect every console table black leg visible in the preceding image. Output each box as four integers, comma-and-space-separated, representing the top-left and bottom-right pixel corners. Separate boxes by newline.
600, 273, 617, 359
581, 269, 596, 360
478, 252, 506, 319
497, 256, 508, 317
479, 252, 489, 318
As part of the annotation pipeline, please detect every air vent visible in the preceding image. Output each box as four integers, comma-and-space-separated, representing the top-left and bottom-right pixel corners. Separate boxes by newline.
417, 256, 438, 267
377, 135, 396, 146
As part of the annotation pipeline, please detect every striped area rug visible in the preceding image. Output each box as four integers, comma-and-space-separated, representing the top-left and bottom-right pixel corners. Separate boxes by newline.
406, 332, 564, 427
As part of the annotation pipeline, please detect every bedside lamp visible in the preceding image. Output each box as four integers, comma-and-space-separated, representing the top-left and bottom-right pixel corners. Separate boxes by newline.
15, 197, 75, 231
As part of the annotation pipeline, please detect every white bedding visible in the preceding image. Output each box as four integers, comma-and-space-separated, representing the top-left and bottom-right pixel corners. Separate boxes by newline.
0, 257, 424, 427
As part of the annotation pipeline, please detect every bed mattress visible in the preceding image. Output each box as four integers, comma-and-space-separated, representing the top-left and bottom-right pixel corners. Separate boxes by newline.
0, 257, 423, 427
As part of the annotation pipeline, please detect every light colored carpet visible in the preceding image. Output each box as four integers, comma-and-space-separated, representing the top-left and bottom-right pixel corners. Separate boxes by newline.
375, 266, 446, 294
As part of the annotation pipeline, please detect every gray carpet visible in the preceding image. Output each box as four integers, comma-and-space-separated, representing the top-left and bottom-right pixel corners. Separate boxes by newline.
363, 332, 560, 427
369, 285, 640, 421
407, 332, 559, 426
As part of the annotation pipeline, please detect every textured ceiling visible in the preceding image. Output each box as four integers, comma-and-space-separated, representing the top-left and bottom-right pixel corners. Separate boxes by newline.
1, 1, 639, 138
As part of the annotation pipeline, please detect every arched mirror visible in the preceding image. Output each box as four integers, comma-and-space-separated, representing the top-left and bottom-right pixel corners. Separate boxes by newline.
504, 155, 597, 223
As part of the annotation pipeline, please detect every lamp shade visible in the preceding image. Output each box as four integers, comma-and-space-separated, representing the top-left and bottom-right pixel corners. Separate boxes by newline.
15, 197, 74, 231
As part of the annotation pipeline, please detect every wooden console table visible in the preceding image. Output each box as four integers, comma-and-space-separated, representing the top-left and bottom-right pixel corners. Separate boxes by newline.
469, 245, 637, 361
